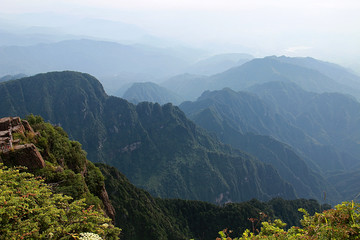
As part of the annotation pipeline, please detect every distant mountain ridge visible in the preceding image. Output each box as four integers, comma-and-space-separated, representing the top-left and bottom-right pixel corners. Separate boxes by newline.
184, 53, 253, 75
122, 82, 184, 105
248, 81, 360, 170
0, 73, 27, 82
161, 73, 209, 101
271, 56, 360, 89
0, 71, 297, 203
180, 88, 340, 202
180, 84, 360, 202
164, 56, 360, 101
0, 39, 191, 91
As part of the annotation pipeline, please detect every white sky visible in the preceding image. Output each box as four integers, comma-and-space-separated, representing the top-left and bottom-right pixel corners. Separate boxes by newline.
1, 0, 360, 69
2, 0, 360, 11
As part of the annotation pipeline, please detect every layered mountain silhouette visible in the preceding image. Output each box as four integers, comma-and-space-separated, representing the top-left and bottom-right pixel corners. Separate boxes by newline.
180, 84, 360, 201
184, 53, 253, 75
122, 82, 184, 105
270, 56, 360, 90
0, 73, 27, 82
0, 39, 191, 92
164, 56, 360, 101
161, 73, 209, 101
248, 81, 360, 171
0, 71, 297, 203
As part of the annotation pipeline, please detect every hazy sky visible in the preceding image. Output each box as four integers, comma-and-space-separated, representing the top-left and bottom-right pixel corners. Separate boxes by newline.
1, 0, 360, 69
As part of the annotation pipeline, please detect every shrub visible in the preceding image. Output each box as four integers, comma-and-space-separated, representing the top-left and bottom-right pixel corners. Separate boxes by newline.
217, 201, 360, 239
0, 164, 121, 239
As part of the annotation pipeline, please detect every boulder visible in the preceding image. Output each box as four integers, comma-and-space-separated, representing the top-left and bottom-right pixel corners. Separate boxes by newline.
1, 143, 45, 170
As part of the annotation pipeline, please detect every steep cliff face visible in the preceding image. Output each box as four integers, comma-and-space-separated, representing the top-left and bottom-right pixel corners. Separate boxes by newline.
0, 116, 116, 222
98, 184, 116, 222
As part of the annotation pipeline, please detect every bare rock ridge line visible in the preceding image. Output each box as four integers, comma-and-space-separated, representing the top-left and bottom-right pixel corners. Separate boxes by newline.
0, 116, 45, 169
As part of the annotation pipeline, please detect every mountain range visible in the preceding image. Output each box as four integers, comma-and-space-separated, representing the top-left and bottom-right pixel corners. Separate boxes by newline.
184, 53, 253, 76
2, 11, 360, 240
0, 114, 327, 240
179, 84, 360, 201
0, 71, 297, 203
0, 38, 259, 96
248, 81, 360, 167
163, 56, 360, 101
2, 61, 360, 204
0, 39, 189, 89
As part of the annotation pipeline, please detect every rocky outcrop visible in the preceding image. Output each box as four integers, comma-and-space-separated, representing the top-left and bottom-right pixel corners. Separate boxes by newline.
1, 143, 45, 170
0, 117, 22, 131
0, 117, 44, 170
99, 184, 116, 222
21, 119, 34, 133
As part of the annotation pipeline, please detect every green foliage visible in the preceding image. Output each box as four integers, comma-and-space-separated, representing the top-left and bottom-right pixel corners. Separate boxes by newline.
27, 114, 46, 125
27, 114, 87, 172
97, 164, 186, 240
99, 164, 325, 240
217, 201, 360, 239
1, 115, 112, 220
0, 164, 121, 239
0, 116, 120, 237
299, 201, 360, 239
22, 115, 105, 207
85, 161, 105, 195
34, 163, 86, 199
